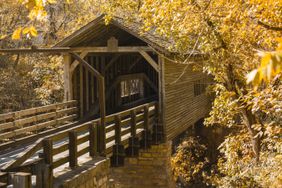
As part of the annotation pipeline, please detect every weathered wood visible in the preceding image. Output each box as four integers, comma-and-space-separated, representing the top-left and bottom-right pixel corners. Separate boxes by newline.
69, 131, 78, 168
104, 55, 121, 72
98, 77, 106, 155
70, 51, 89, 75
71, 46, 152, 53
89, 123, 98, 157
13, 172, 32, 188
114, 115, 122, 144
139, 50, 159, 72
43, 139, 53, 165
64, 54, 72, 101
2, 139, 43, 170
163, 59, 210, 140
130, 110, 137, 137
79, 64, 84, 117
85, 68, 89, 111
0, 47, 71, 53
107, 37, 118, 52
42, 139, 53, 188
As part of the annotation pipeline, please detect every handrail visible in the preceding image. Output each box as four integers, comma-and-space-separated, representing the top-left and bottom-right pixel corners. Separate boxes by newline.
0, 100, 78, 142
1, 101, 158, 187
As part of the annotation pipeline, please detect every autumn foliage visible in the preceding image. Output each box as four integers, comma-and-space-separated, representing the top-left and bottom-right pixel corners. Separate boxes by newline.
0, 0, 282, 187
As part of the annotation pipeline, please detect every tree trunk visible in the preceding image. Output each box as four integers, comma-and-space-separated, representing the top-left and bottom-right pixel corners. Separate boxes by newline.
241, 109, 261, 163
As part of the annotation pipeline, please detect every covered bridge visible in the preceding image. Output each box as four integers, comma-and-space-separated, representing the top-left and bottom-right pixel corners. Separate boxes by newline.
0, 14, 211, 188
57, 15, 210, 141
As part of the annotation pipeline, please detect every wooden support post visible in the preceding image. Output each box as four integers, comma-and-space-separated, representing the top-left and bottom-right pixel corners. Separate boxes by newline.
111, 115, 125, 167
69, 131, 78, 168
13, 172, 32, 188
85, 69, 89, 112
115, 115, 122, 144
98, 77, 106, 155
152, 103, 163, 144
141, 105, 152, 149
33, 159, 44, 188
42, 139, 53, 188
79, 64, 84, 118
63, 54, 72, 101
89, 123, 98, 157
0, 183, 6, 188
126, 110, 140, 156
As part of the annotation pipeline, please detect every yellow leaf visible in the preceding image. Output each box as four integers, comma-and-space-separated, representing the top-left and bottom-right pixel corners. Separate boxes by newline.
0, 35, 7, 40
246, 69, 258, 84
22, 27, 30, 35
12, 27, 22, 40
47, 0, 57, 4
29, 26, 38, 37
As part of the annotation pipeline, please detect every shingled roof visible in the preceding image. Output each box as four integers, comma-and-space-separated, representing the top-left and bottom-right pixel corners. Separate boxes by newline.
55, 14, 173, 55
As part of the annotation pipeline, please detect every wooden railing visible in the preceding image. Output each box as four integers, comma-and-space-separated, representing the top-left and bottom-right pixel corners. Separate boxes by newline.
0, 100, 78, 144
0, 101, 158, 188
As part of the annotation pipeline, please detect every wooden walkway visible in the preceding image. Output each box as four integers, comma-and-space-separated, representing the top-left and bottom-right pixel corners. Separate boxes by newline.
0, 101, 158, 188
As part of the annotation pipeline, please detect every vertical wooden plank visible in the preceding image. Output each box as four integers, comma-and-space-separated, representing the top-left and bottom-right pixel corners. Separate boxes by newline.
90, 56, 95, 105
43, 139, 53, 165
42, 139, 53, 188
98, 77, 106, 155
144, 106, 149, 131
13, 172, 32, 188
114, 115, 121, 144
85, 64, 89, 112
130, 110, 136, 137
158, 55, 166, 141
89, 123, 98, 157
73, 68, 78, 100
79, 64, 84, 118
69, 131, 78, 168
63, 54, 72, 101
34, 160, 44, 188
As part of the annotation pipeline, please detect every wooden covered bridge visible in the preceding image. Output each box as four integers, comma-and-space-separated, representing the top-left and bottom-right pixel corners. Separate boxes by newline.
0, 15, 210, 187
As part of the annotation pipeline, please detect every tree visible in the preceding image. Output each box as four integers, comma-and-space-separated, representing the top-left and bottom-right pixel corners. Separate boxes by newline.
101, 0, 282, 186
0, 0, 100, 111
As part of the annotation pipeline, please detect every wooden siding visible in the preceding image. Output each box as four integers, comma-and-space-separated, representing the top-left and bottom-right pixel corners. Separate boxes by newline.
163, 60, 211, 140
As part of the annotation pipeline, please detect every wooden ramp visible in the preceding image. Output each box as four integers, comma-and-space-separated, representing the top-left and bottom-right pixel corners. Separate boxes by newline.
0, 101, 158, 188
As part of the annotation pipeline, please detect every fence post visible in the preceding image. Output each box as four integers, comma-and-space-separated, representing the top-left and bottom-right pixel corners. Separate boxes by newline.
89, 122, 98, 157
69, 131, 78, 168
33, 158, 44, 188
13, 172, 32, 188
141, 105, 152, 149
152, 103, 163, 144
97, 120, 106, 156
111, 114, 125, 167
43, 139, 53, 188
126, 110, 140, 157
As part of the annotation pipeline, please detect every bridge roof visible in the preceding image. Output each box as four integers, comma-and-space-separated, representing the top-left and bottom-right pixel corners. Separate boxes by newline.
55, 14, 172, 55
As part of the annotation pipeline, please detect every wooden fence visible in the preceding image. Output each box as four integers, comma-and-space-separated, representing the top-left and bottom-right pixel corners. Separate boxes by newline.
0, 101, 158, 188
0, 101, 78, 145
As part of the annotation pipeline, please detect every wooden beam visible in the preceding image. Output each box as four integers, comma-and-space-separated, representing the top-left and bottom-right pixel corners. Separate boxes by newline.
129, 56, 142, 71
0, 47, 71, 54
63, 54, 72, 101
70, 53, 102, 78
158, 55, 166, 142
70, 53, 106, 154
79, 64, 84, 117
104, 54, 121, 72
71, 46, 152, 53
70, 51, 89, 75
139, 50, 159, 72
85, 64, 90, 112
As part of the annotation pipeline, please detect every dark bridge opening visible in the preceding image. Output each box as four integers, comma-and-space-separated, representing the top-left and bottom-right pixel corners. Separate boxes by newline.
71, 52, 159, 119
